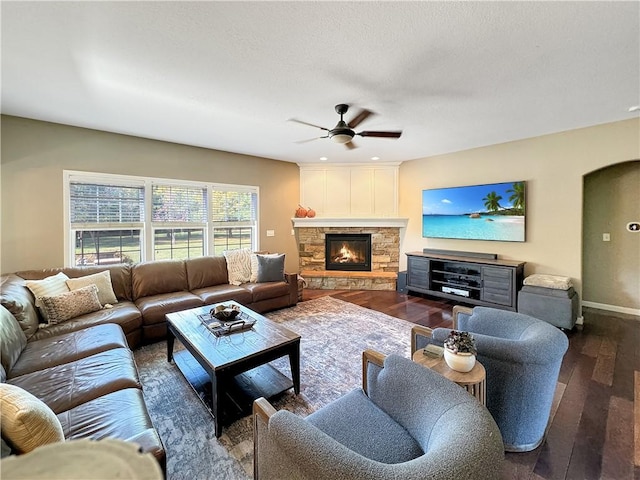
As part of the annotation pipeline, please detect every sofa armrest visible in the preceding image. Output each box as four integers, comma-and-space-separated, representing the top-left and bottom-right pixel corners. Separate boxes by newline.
361, 349, 385, 394
452, 305, 473, 329
284, 273, 298, 305
410, 325, 434, 354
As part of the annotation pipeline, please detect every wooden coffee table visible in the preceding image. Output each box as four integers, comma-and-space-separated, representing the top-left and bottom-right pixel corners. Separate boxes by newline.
166, 302, 300, 437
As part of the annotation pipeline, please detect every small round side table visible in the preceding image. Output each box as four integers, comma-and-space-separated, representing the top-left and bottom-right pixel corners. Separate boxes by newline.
412, 350, 486, 405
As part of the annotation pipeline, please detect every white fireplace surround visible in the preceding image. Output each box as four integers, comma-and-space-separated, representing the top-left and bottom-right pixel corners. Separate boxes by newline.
292, 217, 409, 228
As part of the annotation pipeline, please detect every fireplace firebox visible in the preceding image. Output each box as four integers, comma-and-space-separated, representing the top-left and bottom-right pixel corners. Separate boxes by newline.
325, 233, 372, 271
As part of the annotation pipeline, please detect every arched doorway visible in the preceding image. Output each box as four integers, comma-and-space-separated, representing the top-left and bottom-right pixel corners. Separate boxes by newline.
582, 160, 640, 314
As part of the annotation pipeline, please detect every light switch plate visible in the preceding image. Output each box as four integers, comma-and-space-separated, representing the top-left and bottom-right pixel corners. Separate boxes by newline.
266, 230, 275, 237
602, 233, 610, 242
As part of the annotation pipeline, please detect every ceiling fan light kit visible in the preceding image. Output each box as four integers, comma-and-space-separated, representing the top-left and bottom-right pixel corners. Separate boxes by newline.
291, 103, 402, 149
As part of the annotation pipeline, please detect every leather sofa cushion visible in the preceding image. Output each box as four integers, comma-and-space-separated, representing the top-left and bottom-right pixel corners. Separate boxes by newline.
16, 266, 133, 303
8, 348, 141, 414
191, 285, 253, 306
1, 275, 40, 339
9, 324, 128, 379
57, 388, 165, 465
132, 260, 189, 299
0, 306, 27, 374
185, 256, 229, 290
242, 281, 291, 303
135, 292, 203, 326
29, 302, 142, 343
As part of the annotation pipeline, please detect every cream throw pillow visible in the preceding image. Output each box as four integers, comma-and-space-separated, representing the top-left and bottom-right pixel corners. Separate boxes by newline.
66, 270, 118, 306
39, 285, 102, 324
0, 383, 65, 453
25, 273, 70, 322
223, 248, 252, 286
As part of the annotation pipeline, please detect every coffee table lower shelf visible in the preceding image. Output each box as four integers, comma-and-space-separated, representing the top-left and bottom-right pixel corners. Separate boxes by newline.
172, 349, 294, 424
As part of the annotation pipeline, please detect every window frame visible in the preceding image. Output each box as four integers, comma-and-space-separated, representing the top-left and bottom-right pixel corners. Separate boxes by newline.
64, 170, 260, 266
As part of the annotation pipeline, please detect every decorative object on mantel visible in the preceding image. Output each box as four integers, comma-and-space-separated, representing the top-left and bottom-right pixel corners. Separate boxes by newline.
443, 330, 477, 373
305, 207, 316, 218
294, 205, 308, 218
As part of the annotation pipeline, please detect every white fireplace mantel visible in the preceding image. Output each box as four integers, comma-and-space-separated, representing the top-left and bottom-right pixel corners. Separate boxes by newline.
292, 217, 409, 228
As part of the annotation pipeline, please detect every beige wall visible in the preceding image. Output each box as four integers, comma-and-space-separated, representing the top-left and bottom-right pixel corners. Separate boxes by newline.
399, 118, 640, 307
582, 161, 639, 310
0, 115, 300, 273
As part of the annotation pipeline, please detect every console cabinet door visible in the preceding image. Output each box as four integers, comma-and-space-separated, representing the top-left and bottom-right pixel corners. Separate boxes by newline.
407, 256, 429, 290
481, 266, 513, 307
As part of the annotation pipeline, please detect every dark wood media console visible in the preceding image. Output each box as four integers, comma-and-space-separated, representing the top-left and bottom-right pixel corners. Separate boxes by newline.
405, 251, 525, 311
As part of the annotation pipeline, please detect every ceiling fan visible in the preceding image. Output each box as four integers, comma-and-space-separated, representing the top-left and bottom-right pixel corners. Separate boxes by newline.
289, 104, 402, 150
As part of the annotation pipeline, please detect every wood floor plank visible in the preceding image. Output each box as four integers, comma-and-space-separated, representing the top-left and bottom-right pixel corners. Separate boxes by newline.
534, 354, 595, 479
601, 395, 634, 479
581, 334, 603, 358
593, 338, 617, 386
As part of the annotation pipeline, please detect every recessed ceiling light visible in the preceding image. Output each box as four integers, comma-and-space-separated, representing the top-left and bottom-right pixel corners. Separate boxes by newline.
629, 105, 640, 112
319, 156, 328, 161
371, 156, 380, 161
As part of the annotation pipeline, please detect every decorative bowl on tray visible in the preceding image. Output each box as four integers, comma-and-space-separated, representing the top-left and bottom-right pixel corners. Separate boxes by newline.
211, 304, 241, 321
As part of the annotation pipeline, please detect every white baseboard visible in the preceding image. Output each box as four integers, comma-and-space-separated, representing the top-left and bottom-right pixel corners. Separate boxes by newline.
581, 301, 640, 318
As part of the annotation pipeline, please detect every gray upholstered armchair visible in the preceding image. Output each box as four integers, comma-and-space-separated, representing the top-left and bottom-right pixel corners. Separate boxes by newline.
412, 306, 569, 452
253, 350, 504, 480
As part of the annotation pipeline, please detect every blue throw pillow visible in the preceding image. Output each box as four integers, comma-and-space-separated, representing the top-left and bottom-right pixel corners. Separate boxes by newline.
256, 254, 285, 282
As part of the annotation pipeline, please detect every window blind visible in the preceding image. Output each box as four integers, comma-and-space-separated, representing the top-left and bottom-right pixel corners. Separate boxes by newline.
70, 183, 144, 225
152, 185, 207, 223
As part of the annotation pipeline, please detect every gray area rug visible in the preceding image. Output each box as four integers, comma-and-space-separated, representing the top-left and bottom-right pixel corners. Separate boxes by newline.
134, 296, 414, 479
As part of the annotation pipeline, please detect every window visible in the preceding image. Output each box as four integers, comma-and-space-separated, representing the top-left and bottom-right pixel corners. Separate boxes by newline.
152, 184, 207, 260
210, 186, 258, 255
65, 172, 259, 266
69, 180, 144, 266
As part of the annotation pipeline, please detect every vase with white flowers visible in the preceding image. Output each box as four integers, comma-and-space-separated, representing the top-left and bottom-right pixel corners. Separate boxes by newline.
443, 330, 477, 373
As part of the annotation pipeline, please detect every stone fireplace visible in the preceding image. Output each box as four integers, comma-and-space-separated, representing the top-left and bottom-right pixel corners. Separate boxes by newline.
292, 217, 408, 291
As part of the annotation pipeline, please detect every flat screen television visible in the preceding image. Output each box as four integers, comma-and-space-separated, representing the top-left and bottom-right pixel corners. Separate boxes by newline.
422, 181, 526, 242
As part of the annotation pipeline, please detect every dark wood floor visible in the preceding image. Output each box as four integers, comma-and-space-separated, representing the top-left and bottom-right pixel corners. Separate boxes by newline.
303, 289, 640, 480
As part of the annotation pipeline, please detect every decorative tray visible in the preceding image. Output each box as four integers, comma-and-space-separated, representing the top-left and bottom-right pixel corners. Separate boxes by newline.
197, 310, 256, 337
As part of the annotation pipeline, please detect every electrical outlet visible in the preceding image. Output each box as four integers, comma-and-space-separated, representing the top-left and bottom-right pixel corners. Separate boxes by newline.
291, 229, 295, 236
602, 233, 610, 242
266, 230, 275, 237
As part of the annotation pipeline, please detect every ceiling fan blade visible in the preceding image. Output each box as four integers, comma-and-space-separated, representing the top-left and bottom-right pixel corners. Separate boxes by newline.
344, 141, 357, 150
347, 109, 374, 129
357, 130, 402, 139
288, 118, 330, 131
294, 135, 329, 144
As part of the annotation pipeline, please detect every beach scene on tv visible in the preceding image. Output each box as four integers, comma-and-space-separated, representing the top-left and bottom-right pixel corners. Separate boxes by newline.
422, 181, 525, 242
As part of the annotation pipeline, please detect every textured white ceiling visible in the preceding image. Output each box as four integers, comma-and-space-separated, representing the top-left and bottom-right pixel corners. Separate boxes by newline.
2, 1, 639, 164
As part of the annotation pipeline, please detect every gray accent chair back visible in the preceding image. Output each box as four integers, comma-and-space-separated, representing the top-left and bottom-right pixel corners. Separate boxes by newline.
253, 350, 504, 480
412, 306, 568, 452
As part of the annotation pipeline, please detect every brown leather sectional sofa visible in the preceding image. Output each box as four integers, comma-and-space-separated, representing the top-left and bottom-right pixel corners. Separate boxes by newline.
1, 317, 166, 467
2, 255, 299, 348
0, 255, 298, 466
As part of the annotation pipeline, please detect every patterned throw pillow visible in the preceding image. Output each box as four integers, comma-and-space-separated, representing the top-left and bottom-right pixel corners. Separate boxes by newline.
0, 383, 65, 454
66, 270, 118, 306
39, 285, 102, 325
24, 272, 70, 322
223, 248, 252, 286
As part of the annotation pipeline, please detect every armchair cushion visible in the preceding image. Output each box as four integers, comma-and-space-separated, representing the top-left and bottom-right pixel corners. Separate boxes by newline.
306, 389, 422, 464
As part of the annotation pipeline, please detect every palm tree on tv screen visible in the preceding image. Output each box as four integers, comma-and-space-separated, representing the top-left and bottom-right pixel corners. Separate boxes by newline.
506, 182, 525, 215
483, 191, 502, 213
